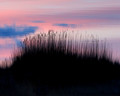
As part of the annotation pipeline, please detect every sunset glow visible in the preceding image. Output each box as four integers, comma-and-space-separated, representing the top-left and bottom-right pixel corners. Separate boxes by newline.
0, 0, 120, 62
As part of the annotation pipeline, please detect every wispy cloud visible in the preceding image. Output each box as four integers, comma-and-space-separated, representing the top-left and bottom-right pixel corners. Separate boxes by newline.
53, 23, 77, 28
0, 25, 38, 38
32, 20, 45, 23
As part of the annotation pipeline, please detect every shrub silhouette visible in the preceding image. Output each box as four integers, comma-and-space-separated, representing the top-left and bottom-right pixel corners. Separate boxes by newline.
0, 30, 120, 95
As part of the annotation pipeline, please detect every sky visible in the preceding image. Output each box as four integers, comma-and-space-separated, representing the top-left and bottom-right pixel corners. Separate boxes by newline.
0, 0, 120, 63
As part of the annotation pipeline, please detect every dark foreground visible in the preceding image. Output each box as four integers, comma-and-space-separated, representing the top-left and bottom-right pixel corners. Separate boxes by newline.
0, 31, 120, 96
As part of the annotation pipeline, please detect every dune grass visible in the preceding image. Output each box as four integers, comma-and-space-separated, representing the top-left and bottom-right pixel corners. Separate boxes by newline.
10, 30, 120, 83
0, 30, 120, 95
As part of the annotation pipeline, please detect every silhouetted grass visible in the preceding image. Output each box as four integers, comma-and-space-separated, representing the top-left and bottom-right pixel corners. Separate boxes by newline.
10, 30, 120, 84
0, 30, 120, 95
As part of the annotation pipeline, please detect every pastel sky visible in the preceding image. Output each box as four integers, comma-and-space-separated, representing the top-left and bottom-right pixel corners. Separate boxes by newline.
0, 0, 120, 63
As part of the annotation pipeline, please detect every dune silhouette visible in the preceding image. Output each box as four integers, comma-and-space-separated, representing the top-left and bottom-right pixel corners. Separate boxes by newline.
0, 30, 120, 95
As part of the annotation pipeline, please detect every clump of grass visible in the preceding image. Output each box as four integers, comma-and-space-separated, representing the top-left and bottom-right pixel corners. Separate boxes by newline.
14, 30, 111, 61
9, 30, 120, 85
0, 30, 120, 95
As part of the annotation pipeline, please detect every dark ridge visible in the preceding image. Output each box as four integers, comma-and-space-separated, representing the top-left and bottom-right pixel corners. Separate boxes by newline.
0, 30, 120, 95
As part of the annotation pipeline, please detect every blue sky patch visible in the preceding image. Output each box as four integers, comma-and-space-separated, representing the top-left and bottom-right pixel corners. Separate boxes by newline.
0, 25, 38, 38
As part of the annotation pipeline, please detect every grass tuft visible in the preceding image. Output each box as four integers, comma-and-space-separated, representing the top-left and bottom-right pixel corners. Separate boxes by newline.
0, 30, 120, 95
